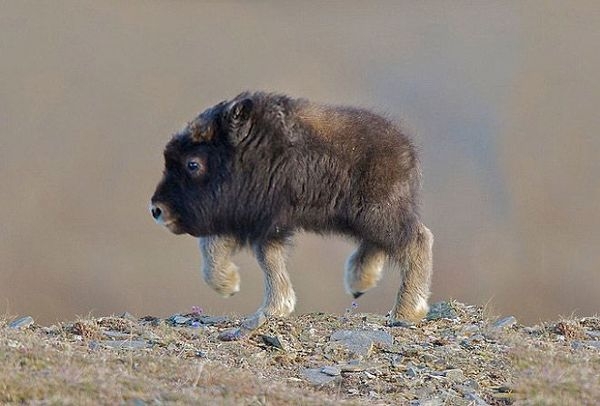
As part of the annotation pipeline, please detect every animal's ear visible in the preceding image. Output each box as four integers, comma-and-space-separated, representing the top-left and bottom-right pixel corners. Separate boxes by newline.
227, 98, 254, 145
230, 98, 253, 126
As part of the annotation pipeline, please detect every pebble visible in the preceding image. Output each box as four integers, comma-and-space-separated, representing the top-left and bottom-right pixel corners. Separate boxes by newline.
426, 302, 458, 321
391, 355, 403, 368
118, 311, 137, 321
302, 368, 340, 385
261, 335, 285, 351
321, 366, 341, 376
444, 368, 465, 382
464, 392, 490, 406
172, 315, 190, 325
492, 316, 517, 329
389, 320, 414, 328
363, 371, 376, 379
406, 366, 419, 377
410, 398, 443, 406
8, 316, 34, 329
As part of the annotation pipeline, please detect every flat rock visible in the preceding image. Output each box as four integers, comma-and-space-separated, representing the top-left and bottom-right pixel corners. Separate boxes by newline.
426, 302, 458, 321
100, 340, 150, 350
571, 340, 600, 350
339, 360, 370, 372
103, 330, 132, 339
197, 315, 229, 326
330, 329, 394, 357
330, 331, 372, 357
8, 316, 34, 329
492, 316, 517, 329
321, 366, 341, 376
302, 368, 340, 385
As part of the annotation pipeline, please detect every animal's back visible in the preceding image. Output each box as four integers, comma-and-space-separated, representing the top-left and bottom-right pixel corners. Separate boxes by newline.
286, 99, 421, 245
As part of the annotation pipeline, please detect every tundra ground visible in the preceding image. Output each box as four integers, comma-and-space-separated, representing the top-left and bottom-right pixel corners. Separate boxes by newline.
1, 301, 598, 405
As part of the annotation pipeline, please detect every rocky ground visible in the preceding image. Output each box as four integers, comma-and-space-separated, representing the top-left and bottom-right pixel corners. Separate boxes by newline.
1, 301, 599, 405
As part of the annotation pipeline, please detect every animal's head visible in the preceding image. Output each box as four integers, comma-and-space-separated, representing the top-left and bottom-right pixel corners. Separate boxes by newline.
150, 93, 260, 237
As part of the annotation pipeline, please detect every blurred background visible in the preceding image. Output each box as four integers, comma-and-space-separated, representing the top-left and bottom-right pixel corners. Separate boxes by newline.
1, 1, 598, 325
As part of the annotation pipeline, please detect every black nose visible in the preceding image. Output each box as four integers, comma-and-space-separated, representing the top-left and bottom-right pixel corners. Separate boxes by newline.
151, 205, 162, 220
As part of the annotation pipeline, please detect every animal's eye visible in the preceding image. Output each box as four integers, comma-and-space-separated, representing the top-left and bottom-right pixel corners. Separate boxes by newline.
186, 158, 204, 175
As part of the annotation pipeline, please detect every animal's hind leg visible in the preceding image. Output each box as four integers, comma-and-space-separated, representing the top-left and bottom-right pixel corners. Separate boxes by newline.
344, 242, 387, 299
389, 223, 433, 323
199, 236, 240, 297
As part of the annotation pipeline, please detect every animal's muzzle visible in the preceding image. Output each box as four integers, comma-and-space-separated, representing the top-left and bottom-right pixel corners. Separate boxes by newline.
150, 202, 170, 225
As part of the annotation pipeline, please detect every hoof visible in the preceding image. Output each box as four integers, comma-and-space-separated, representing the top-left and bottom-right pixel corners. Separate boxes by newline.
218, 327, 249, 341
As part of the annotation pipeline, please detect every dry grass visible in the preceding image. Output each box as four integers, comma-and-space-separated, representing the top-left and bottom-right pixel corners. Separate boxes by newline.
1, 303, 598, 405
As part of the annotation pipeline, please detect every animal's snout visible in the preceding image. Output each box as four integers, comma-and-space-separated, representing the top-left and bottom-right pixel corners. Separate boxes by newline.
150, 202, 170, 224
151, 205, 162, 220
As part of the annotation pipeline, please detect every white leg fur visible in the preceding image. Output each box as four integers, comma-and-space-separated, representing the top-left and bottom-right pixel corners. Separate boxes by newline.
253, 241, 296, 317
199, 236, 240, 297
344, 243, 387, 297
390, 223, 433, 322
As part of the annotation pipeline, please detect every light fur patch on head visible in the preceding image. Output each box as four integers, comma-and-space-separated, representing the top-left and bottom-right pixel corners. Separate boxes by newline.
187, 117, 215, 143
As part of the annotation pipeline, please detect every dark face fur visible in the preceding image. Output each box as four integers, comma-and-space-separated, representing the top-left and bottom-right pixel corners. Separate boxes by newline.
150, 95, 255, 237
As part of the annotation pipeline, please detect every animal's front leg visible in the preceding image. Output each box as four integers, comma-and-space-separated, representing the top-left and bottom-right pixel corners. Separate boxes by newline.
199, 236, 240, 297
219, 238, 296, 341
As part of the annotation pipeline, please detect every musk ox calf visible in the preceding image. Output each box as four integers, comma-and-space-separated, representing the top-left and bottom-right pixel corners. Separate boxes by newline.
150, 91, 433, 339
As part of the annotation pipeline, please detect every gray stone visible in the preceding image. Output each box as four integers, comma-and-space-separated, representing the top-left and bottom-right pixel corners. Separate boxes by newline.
331, 329, 393, 345
586, 330, 600, 339
391, 355, 403, 368
413, 399, 443, 406
330, 329, 394, 357
118, 312, 137, 321
339, 360, 368, 372
100, 340, 150, 350
389, 319, 414, 328
363, 371, 376, 379
465, 392, 490, 405
261, 335, 285, 351
198, 315, 228, 325
463, 379, 480, 391
444, 368, 465, 382
492, 316, 517, 329
173, 315, 190, 325
103, 330, 131, 339
406, 366, 419, 377
321, 366, 341, 376
572, 340, 600, 350
426, 302, 459, 321
8, 316, 34, 329
330, 332, 373, 357
302, 368, 339, 385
